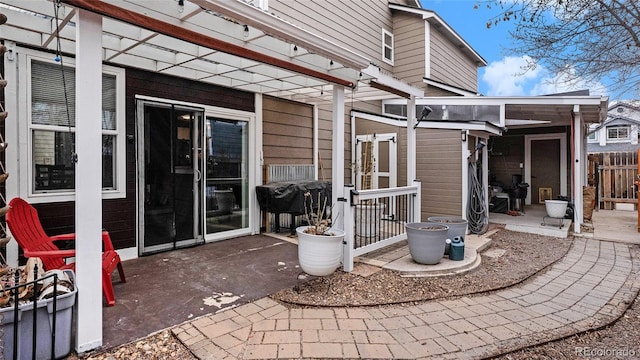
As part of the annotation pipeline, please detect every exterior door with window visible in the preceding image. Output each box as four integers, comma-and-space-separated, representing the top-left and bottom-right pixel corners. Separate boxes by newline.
137, 100, 204, 255
355, 133, 397, 190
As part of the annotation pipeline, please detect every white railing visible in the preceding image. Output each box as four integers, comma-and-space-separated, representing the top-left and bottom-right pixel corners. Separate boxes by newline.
342, 180, 421, 272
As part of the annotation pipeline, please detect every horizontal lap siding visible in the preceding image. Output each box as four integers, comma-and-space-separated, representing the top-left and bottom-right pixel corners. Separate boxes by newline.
416, 128, 462, 218
35, 68, 254, 250
263, 96, 314, 168
394, 13, 426, 88
430, 26, 478, 92
269, 0, 400, 71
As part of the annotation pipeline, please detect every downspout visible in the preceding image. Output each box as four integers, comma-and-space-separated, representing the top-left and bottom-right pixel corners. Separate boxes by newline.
313, 104, 319, 180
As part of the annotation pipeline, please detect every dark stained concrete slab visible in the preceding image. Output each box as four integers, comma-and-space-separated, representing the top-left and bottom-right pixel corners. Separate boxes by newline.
101, 234, 304, 349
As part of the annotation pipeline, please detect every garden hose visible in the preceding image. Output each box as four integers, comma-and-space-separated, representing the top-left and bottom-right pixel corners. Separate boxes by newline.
467, 159, 489, 234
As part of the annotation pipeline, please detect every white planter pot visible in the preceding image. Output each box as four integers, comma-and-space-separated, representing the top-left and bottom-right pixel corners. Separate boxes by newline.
355, 203, 386, 237
545, 200, 568, 218
296, 226, 344, 276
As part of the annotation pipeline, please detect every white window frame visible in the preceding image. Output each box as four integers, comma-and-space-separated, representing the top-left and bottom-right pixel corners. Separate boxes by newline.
382, 28, 394, 65
17, 48, 126, 203
606, 125, 629, 141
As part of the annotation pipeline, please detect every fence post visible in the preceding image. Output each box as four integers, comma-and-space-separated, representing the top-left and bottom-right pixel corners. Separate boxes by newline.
342, 185, 355, 272
412, 180, 421, 223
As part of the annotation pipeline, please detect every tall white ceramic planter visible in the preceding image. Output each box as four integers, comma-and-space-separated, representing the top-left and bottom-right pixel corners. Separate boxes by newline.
296, 226, 344, 276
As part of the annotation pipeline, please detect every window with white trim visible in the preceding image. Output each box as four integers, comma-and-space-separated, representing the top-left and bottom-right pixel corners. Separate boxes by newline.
607, 125, 629, 141
24, 52, 126, 201
587, 131, 598, 142
382, 29, 394, 65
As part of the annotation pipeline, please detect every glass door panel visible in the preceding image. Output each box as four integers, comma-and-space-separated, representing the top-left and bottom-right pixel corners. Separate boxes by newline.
139, 101, 203, 254
205, 117, 248, 235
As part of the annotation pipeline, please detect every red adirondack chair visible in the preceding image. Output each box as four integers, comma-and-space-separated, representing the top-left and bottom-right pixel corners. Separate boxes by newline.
5, 197, 126, 306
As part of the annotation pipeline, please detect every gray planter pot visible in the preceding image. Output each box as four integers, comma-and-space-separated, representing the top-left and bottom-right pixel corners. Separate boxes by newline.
427, 216, 468, 255
405, 222, 448, 265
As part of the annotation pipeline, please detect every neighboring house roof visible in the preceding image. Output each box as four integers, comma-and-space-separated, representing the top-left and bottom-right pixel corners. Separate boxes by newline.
388, 2, 487, 67
588, 142, 640, 153
609, 100, 640, 111
590, 100, 640, 132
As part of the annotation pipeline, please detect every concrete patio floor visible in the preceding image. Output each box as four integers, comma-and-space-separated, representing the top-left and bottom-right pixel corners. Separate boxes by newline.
170, 209, 640, 359
99, 207, 640, 356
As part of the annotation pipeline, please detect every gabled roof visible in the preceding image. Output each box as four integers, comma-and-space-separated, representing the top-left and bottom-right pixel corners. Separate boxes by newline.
591, 116, 640, 132
388, 2, 487, 67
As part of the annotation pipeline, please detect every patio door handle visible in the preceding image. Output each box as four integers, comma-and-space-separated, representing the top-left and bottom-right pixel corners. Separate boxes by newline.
194, 169, 202, 182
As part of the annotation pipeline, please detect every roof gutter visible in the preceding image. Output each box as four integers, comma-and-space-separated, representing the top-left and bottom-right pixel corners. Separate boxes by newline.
62, 0, 358, 88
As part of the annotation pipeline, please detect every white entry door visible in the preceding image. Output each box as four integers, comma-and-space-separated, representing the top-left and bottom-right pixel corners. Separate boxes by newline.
355, 133, 397, 190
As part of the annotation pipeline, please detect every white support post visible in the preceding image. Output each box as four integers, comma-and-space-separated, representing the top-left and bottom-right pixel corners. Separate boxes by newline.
407, 96, 416, 185
461, 134, 469, 219
332, 86, 345, 230
413, 180, 422, 223
482, 140, 489, 219
252, 93, 263, 235
573, 105, 583, 233
4, 41, 19, 267
342, 184, 354, 272
313, 104, 319, 180
75, 9, 104, 352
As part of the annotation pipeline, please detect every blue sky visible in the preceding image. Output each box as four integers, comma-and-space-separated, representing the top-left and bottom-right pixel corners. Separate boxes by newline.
419, 0, 611, 98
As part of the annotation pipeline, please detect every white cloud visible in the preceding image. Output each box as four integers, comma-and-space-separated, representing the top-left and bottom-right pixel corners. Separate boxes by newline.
481, 56, 541, 96
482, 55, 608, 96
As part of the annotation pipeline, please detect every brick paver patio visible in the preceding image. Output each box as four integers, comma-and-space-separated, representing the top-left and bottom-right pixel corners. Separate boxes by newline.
173, 238, 640, 359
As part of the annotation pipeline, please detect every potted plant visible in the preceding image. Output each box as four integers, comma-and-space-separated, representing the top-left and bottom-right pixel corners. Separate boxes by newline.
296, 191, 344, 276
405, 222, 449, 265
427, 216, 468, 255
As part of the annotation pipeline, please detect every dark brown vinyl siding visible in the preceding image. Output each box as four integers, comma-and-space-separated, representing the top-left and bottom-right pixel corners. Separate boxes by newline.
34, 67, 254, 250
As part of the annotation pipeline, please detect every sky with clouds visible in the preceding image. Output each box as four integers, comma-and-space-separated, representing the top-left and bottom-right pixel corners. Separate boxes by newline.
420, 0, 612, 98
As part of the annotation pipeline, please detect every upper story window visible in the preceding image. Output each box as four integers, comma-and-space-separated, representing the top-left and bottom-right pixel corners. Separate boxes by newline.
382, 29, 394, 65
587, 131, 598, 142
21, 50, 126, 202
607, 125, 629, 140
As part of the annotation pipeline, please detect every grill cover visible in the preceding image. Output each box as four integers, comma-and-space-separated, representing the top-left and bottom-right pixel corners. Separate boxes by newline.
255, 180, 332, 215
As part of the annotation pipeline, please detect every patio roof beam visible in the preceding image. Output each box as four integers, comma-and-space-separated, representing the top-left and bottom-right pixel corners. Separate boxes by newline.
42, 7, 76, 48
61, 0, 356, 89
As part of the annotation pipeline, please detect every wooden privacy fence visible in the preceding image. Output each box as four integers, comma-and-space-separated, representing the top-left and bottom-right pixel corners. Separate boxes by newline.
592, 152, 638, 210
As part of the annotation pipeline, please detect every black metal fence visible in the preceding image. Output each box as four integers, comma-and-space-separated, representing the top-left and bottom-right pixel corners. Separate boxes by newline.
0, 265, 64, 360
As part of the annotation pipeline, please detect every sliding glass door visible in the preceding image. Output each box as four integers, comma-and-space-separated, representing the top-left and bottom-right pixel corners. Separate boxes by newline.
204, 117, 249, 236
138, 100, 204, 254
137, 99, 252, 254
